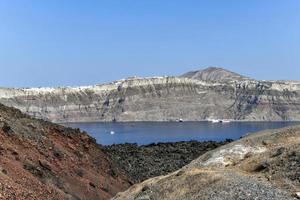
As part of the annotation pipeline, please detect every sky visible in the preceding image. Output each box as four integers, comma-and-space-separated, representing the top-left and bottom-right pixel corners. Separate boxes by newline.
0, 0, 299, 87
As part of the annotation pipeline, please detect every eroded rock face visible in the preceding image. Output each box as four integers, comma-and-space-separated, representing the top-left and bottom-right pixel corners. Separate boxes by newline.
113, 126, 300, 200
0, 68, 300, 122
0, 103, 131, 200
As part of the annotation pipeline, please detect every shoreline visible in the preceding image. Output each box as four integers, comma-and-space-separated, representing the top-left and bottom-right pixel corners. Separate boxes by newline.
61, 120, 300, 124
101, 138, 234, 147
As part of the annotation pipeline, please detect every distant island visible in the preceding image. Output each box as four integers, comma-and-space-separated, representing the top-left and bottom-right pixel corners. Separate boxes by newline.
1, 67, 300, 122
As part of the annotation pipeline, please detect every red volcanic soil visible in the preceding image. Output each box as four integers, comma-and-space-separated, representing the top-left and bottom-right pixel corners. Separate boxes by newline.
0, 104, 132, 200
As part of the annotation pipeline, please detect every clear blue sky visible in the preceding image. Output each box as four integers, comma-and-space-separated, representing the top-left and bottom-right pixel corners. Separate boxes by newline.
0, 0, 299, 87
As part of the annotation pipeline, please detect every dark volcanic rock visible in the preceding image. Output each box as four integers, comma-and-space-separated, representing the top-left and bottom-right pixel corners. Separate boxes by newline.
103, 140, 232, 183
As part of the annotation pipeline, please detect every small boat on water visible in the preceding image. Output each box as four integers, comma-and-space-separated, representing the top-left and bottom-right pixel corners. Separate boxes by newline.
221, 120, 231, 123
110, 131, 115, 135
209, 119, 231, 123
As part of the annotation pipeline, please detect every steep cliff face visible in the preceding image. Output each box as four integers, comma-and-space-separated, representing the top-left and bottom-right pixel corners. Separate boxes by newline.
0, 68, 300, 122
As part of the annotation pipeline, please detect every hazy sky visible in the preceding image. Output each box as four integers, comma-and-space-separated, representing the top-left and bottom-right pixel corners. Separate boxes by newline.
0, 0, 299, 87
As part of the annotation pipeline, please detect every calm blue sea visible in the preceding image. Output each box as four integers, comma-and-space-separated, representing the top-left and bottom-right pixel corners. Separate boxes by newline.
62, 121, 300, 145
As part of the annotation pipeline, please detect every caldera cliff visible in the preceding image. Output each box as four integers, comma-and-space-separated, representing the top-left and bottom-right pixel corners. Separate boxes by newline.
1, 67, 300, 122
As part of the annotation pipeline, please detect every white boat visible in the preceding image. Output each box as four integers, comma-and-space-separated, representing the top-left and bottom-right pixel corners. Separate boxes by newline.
211, 119, 220, 123
221, 120, 231, 123
110, 131, 115, 135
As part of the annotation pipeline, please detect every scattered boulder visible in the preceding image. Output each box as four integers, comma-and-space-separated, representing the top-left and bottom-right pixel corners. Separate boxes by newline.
38, 159, 52, 171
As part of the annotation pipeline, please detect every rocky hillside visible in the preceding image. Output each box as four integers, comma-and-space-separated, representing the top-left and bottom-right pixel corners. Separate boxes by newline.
1, 67, 300, 122
113, 125, 300, 200
0, 103, 131, 200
